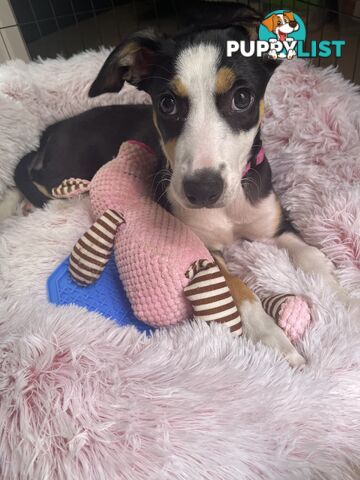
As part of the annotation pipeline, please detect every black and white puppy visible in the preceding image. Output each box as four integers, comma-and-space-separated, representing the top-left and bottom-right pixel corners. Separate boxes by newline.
13, 3, 356, 366
88, 6, 358, 366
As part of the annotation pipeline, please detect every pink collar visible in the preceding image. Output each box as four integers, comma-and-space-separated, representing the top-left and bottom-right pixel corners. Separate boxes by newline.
242, 148, 265, 178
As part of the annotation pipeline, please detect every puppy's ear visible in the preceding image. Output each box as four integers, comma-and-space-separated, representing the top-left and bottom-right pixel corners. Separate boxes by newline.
261, 14, 277, 32
89, 29, 161, 97
180, 1, 262, 41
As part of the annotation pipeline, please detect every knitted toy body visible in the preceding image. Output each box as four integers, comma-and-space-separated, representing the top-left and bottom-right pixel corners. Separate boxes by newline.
89, 141, 213, 326
53, 141, 311, 340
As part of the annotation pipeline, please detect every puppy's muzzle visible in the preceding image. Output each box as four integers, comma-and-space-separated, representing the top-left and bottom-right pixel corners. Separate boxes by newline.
289, 20, 297, 28
183, 169, 224, 208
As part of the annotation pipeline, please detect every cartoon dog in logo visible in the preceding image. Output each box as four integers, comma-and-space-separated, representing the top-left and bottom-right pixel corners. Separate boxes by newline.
262, 11, 299, 59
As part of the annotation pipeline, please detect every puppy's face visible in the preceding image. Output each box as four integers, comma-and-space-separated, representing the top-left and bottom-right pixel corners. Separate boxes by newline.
89, 24, 277, 209
151, 29, 272, 209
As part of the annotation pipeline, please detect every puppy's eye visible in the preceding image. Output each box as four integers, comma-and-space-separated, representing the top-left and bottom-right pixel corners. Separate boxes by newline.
159, 94, 177, 116
232, 88, 254, 111
277, 20, 282, 25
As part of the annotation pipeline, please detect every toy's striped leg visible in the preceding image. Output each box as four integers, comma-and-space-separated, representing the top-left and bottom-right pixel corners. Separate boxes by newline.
69, 208, 125, 285
184, 259, 242, 336
52, 178, 91, 198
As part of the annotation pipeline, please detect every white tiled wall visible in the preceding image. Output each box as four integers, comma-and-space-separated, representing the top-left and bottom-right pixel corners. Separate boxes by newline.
0, 0, 29, 63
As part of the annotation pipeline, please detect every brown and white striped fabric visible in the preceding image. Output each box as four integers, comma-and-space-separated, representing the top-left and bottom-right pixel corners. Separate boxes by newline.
184, 259, 242, 337
69, 208, 125, 286
52, 178, 91, 198
262, 294, 293, 322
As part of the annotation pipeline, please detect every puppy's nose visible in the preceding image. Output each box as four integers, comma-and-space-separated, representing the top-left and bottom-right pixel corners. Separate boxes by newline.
289, 20, 297, 28
183, 169, 224, 207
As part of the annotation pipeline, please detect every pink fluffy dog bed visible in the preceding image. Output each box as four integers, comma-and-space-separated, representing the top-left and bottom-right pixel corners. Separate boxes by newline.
0, 58, 360, 480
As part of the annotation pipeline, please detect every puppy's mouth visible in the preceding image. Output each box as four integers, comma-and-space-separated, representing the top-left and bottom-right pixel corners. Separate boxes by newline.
278, 31, 287, 41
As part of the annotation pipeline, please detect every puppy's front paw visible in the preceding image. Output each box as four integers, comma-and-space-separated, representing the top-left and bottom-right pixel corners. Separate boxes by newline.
241, 300, 306, 368
285, 350, 306, 368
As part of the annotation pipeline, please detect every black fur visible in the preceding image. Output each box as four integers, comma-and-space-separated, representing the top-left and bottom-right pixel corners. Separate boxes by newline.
15, 105, 167, 205
14, 151, 49, 208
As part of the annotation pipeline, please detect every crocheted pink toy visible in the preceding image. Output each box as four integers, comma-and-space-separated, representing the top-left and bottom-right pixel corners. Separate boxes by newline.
53, 141, 311, 341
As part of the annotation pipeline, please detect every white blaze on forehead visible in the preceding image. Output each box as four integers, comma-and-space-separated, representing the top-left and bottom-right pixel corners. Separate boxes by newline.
175, 43, 220, 99
174, 44, 223, 170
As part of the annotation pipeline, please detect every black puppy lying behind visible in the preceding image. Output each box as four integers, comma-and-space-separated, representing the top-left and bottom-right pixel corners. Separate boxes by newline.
14, 105, 162, 208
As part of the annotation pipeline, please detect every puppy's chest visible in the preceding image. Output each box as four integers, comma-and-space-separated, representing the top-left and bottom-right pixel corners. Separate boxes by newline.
172, 192, 281, 251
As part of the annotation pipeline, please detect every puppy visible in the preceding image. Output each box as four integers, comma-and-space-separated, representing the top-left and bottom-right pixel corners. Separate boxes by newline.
262, 11, 299, 59
13, 105, 160, 209
14, 2, 356, 366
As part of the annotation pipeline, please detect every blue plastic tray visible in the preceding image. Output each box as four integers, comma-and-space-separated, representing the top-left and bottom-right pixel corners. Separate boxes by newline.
47, 254, 153, 334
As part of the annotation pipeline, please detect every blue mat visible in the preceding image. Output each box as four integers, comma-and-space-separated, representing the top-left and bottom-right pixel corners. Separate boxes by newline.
47, 254, 153, 334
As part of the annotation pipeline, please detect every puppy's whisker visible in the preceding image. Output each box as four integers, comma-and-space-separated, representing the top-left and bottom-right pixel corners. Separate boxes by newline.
156, 186, 170, 204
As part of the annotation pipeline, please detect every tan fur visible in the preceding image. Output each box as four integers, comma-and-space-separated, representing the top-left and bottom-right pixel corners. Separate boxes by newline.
170, 76, 189, 97
33, 181, 53, 198
120, 41, 139, 58
259, 99, 265, 122
215, 67, 236, 94
162, 139, 177, 169
213, 253, 257, 304
152, 110, 177, 169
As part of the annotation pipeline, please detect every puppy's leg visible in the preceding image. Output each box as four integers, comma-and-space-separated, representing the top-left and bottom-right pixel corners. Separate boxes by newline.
214, 255, 305, 367
275, 232, 358, 308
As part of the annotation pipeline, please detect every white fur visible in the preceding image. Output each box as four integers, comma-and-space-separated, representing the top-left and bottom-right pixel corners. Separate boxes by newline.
240, 298, 305, 367
169, 190, 281, 251
169, 44, 259, 208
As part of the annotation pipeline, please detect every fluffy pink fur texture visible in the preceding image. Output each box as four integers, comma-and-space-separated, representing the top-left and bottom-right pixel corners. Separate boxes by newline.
0, 58, 360, 479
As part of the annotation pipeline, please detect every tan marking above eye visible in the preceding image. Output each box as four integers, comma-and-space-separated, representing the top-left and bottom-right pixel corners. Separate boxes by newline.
169, 76, 188, 97
215, 67, 236, 94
